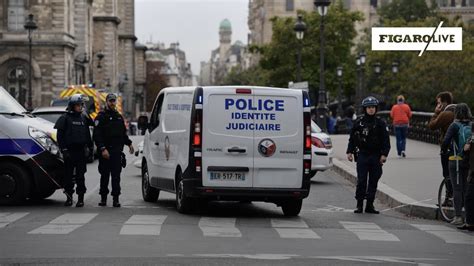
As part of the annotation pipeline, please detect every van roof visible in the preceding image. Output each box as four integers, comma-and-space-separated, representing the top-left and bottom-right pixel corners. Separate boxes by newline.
162, 86, 302, 93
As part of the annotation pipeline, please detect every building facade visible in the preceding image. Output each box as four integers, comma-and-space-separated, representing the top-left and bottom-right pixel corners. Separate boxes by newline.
200, 19, 250, 86
0, 0, 144, 118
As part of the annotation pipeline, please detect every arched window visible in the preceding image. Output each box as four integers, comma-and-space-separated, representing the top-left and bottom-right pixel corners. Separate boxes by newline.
8, 0, 25, 31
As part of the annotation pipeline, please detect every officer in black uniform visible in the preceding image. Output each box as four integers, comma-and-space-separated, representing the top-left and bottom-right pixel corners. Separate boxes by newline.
94, 93, 134, 207
346, 96, 391, 214
54, 94, 93, 207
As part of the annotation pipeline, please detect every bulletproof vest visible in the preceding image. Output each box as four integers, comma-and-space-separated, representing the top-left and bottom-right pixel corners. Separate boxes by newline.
354, 116, 382, 152
65, 113, 90, 147
100, 110, 126, 143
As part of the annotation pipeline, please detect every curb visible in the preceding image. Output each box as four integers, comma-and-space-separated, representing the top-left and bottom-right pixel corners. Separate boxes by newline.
332, 158, 439, 220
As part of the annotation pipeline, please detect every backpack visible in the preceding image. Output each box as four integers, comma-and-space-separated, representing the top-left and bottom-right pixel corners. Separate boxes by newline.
453, 121, 472, 158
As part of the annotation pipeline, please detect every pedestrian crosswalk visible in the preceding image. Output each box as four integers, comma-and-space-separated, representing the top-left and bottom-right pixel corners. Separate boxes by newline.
1, 212, 473, 244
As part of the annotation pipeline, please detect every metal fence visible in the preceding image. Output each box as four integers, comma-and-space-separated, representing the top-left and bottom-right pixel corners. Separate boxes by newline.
377, 111, 439, 145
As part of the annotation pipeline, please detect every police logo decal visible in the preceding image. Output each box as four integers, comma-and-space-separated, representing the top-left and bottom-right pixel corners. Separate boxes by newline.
258, 139, 276, 157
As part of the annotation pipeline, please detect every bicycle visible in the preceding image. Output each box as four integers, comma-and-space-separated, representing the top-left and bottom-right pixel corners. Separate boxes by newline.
438, 178, 455, 222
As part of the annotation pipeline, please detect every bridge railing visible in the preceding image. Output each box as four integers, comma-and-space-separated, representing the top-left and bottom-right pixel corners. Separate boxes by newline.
377, 110, 440, 145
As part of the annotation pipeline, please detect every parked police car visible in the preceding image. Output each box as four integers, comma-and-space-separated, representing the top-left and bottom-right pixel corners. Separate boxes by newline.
0, 87, 63, 205
139, 86, 312, 216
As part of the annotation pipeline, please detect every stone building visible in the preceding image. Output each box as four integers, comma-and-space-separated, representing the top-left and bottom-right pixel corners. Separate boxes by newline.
200, 19, 250, 86
0, 0, 144, 118
134, 43, 147, 114
0, 0, 93, 108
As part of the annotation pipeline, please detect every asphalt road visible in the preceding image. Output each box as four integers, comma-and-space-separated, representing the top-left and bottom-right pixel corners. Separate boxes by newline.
0, 137, 473, 265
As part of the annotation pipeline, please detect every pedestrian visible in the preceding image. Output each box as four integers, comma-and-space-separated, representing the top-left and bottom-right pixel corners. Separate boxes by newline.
390, 95, 412, 158
458, 124, 474, 231
94, 93, 134, 207
54, 94, 93, 207
441, 103, 472, 226
346, 96, 391, 214
428, 92, 456, 207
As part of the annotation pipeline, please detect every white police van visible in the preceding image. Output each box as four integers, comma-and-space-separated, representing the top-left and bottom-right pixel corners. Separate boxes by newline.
140, 86, 312, 216
0, 86, 63, 205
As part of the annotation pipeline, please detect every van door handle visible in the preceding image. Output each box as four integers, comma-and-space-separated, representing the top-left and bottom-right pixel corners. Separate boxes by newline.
154, 142, 159, 146
227, 147, 246, 153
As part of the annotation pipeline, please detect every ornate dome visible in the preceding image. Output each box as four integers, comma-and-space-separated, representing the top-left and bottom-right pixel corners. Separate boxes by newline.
219, 19, 232, 31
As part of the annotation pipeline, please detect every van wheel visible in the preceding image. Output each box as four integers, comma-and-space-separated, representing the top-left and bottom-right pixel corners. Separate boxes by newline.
142, 162, 159, 202
281, 199, 303, 217
0, 162, 31, 205
175, 169, 192, 214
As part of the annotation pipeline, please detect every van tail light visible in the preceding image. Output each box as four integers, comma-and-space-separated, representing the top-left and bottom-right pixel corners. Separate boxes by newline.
236, 88, 252, 94
311, 136, 326, 148
302, 91, 312, 177
192, 87, 203, 177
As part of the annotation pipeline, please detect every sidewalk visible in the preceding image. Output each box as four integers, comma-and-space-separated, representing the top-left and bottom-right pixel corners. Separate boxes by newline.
330, 135, 441, 219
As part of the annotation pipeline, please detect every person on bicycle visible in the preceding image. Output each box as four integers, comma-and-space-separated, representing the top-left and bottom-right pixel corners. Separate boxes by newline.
429, 92, 456, 206
441, 103, 472, 226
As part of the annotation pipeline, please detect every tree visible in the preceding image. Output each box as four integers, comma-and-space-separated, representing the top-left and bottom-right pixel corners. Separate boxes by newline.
252, 1, 364, 104
378, 0, 436, 23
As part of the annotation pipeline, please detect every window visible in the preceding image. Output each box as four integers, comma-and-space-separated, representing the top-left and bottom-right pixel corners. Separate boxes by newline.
8, 0, 25, 31
150, 93, 165, 131
286, 0, 294, 11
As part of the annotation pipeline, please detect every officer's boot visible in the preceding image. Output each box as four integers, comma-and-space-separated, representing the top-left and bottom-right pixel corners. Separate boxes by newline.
354, 200, 363, 213
64, 193, 73, 207
113, 195, 121, 208
76, 194, 84, 207
98, 194, 107, 207
365, 200, 380, 214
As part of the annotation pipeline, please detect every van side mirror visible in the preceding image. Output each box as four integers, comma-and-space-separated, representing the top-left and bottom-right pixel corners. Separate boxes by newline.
137, 115, 149, 131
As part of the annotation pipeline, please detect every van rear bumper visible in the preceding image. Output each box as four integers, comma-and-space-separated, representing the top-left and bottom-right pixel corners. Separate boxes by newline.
183, 178, 310, 201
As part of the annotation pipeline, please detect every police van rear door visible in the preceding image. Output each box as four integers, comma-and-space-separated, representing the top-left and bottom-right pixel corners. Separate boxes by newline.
251, 88, 303, 188
202, 87, 255, 188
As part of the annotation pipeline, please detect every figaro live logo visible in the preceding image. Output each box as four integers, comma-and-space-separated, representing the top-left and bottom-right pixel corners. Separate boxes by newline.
372, 22, 462, 56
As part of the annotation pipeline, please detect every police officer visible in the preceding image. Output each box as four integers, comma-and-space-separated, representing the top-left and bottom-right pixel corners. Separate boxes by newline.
346, 96, 391, 214
94, 93, 134, 207
54, 94, 93, 207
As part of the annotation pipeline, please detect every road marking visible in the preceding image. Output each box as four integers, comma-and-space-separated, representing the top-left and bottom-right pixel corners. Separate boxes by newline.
29, 213, 98, 235
198, 217, 241, 237
271, 218, 320, 239
120, 215, 167, 235
340, 221, 400, 241
411, 224, 474, 245
0, 212, 29, 228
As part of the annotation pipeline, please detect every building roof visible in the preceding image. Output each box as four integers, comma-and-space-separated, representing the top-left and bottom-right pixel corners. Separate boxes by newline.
220, 19, 232, 31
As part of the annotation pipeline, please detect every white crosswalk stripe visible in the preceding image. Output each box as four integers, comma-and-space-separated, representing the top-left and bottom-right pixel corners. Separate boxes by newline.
120, 215, 167, 235
271, 218, 320, 239
0, 212, 29, 228
340, 221, 400, 241
411, 224, 474, 245
28, 213, 98, 235
199, 217, 242, 237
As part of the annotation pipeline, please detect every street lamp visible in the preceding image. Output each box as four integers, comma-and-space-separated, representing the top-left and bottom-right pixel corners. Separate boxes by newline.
373, 61, 399, 110
293, 15, 307, 82
314, 0, 331, 132
336, 66, 343, 118
24, 14, 37, 111
358, 51, 366, 100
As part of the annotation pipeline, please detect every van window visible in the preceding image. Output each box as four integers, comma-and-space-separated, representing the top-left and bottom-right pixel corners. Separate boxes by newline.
150, 93, 165, 131
162, 93, 191, 132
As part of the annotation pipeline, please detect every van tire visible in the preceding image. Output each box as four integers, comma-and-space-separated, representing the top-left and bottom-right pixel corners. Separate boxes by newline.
175, 169, 192, 214
0, 162, 31, 205
142, 161, 159, 202
281, 199, 303, 217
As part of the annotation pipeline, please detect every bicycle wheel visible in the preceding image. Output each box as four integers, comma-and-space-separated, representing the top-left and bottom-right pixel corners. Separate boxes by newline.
438, 179, 455, 222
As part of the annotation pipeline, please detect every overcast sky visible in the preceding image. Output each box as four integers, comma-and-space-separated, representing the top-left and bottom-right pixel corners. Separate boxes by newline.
135, 0, 249, 75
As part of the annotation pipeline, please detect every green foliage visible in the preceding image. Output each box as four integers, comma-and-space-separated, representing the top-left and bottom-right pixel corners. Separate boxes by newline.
256, 1, 364, 102
221, 66, 270, 86
378, 0, 435, 23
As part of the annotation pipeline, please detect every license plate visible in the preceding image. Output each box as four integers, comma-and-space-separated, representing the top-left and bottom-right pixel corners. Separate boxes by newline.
209, 172, 246, 181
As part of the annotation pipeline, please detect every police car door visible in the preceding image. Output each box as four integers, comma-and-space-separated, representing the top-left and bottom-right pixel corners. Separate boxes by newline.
252, 88, 303, 188
202, 87, 254, 188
